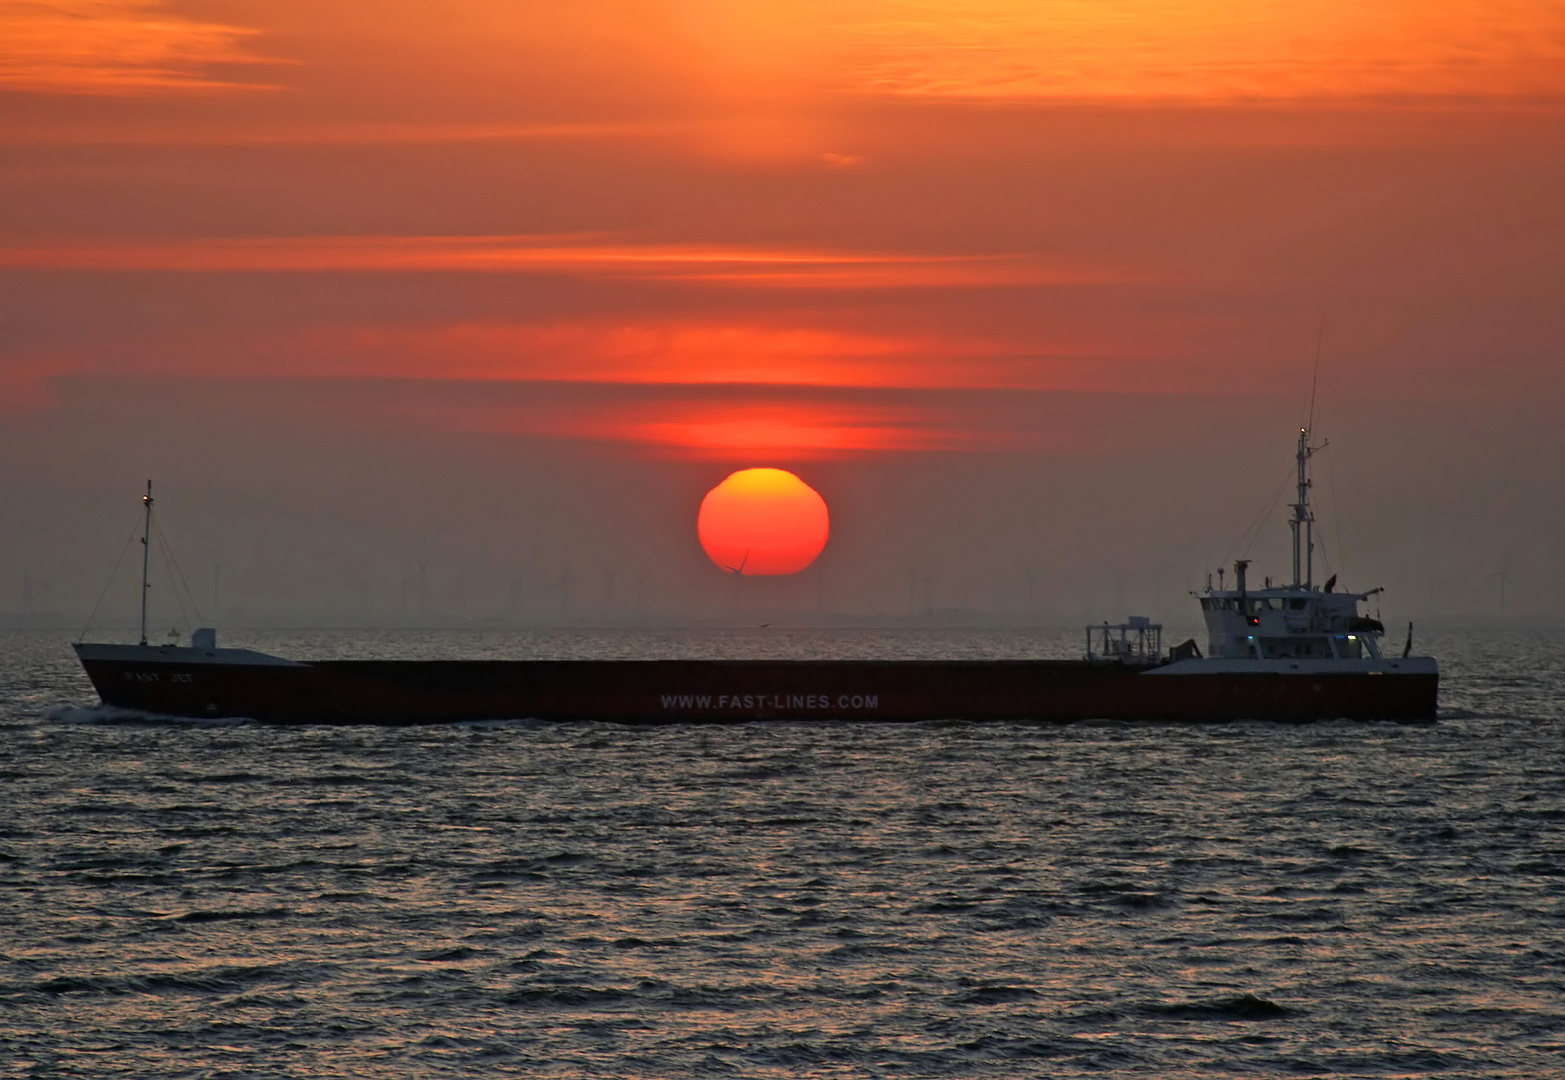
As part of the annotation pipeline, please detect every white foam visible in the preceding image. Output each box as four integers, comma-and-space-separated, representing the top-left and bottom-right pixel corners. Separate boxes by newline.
453, 716, 546, 729
46, 704, 253, 727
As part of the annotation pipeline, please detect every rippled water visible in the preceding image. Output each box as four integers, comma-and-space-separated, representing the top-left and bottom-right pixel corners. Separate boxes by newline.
2, 628, 1562, 1077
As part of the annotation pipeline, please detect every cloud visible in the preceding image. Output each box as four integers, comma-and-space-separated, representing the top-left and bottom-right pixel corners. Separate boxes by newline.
29, 375, 1094, 457
0, 0, 275, 94
827, 0, 1565, 103
0, 233, 1130, 288
318, 321, 1010, 388
561, 396, 981, 456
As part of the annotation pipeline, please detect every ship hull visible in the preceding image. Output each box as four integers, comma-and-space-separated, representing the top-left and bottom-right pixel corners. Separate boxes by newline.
74, 646, 1439, 725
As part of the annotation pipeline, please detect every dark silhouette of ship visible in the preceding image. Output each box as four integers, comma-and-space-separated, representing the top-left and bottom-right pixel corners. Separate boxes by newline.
72, 431, 1438, 724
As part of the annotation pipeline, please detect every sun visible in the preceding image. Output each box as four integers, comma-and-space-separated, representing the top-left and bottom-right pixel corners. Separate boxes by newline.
698, 468, 829, 575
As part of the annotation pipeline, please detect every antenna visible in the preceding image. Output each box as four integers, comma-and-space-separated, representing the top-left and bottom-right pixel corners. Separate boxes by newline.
139, 480, 153, 646
1306, 321, 1324, 434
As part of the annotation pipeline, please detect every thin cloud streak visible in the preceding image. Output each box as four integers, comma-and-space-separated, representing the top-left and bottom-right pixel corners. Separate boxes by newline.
584, 401, 986, 456
2, 316, 1116, 404
0, 0, 277, 94
830, 0, 1565, 102
0, 120, 660, 146
34, 374, 1065, 457
0, 235, 1135, 287
319, 322, 1026, 389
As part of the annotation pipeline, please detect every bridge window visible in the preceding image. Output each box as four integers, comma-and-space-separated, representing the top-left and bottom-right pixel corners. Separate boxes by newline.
1332, 635, 1364, 659
1259, 637, 1332, 659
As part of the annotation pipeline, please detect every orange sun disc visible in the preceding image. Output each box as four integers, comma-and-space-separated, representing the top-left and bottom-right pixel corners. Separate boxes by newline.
698, 468, 830, 576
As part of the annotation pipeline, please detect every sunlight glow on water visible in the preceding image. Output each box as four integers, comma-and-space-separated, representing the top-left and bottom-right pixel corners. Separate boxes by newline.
1, 628, 1561, 1077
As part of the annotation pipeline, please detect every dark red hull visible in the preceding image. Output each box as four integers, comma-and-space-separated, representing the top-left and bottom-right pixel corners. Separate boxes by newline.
74, 653, 1440, 725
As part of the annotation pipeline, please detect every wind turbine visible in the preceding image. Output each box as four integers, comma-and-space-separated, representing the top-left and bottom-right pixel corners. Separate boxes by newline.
1484, 555, 1512, 618
1109, 566, 1134, 614
22, 575, 50, 617
559, 563, 577, 615
723, 551, 749, 611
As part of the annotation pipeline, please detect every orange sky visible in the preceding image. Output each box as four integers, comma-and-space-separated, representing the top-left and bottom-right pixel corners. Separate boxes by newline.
3, 0, 1563, 617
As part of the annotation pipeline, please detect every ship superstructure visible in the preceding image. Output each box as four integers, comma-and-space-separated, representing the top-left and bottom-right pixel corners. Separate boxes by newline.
1190, 426, 1397, 664
1197, 566, 1386, 662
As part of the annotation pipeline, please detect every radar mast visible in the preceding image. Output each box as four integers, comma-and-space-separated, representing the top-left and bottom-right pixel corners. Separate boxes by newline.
1289, 427, 1324, 588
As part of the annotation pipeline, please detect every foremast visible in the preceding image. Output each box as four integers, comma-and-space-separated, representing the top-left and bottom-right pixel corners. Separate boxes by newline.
139, 480, 153, 646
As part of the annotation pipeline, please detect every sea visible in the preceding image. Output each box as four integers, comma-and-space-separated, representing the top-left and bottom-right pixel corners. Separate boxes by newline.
1, 627, 1562, 1079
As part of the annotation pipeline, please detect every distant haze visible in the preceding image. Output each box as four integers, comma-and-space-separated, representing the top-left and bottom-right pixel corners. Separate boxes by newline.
2, 2, 1562, 631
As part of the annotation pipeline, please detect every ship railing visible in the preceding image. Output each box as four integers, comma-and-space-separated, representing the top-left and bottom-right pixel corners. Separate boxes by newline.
1086, 618, 1162, 665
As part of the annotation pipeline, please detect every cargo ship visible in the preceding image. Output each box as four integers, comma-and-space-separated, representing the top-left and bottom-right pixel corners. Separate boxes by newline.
72, 429, 1438, 724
